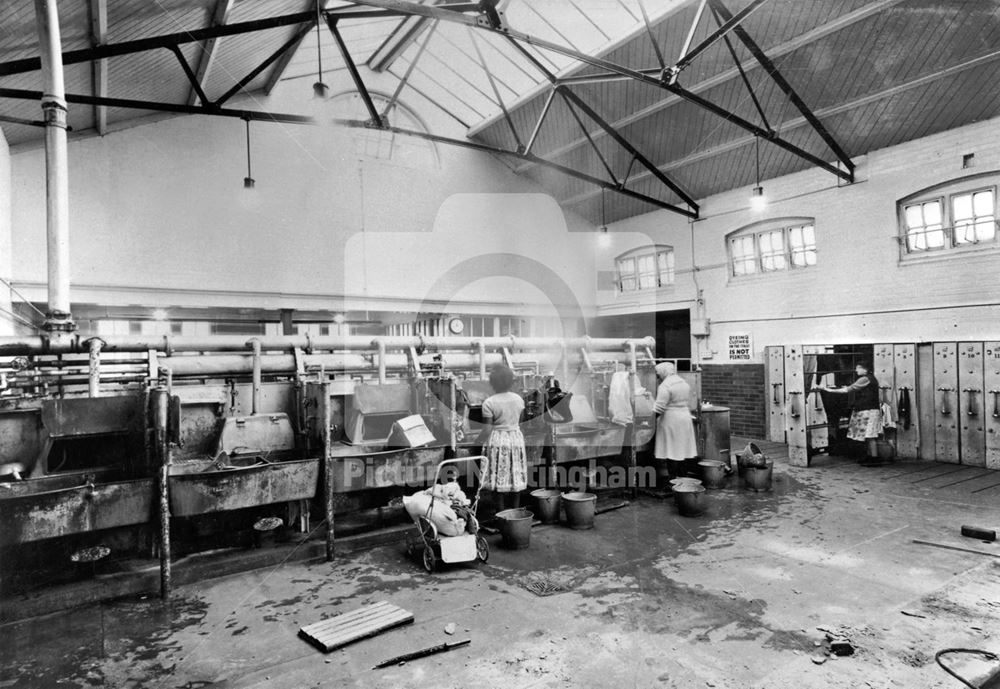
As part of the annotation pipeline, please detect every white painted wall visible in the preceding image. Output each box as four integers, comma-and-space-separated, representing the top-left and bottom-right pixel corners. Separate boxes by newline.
597, 117, 1000, 363
0, 127, 12, 335
7, 69, 598, 320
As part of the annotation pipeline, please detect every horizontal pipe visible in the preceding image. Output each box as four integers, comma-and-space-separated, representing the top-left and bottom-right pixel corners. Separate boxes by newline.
158, 350, 646, 377
0, 334, 654, 356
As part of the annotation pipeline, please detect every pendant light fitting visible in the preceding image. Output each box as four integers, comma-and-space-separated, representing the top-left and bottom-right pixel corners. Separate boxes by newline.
750, 134, 766, 210
243, 116, 255, 189
313, 1, 329, 98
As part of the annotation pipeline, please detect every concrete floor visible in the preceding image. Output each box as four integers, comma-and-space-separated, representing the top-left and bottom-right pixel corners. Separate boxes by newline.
3, 443, 1000, 689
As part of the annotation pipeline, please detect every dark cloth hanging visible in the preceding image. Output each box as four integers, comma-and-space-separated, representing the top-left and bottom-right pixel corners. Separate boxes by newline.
897, 387, 911, 430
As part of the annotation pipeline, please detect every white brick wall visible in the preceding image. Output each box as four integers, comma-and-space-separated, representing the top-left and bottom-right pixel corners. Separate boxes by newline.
596, 117, 1000, 363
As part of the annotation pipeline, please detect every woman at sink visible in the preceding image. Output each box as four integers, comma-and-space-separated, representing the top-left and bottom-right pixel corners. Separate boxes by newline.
653, 361, 698, 482
477, 364, 528, 514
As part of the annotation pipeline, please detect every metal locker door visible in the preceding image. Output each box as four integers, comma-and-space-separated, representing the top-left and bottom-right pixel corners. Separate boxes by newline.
985, 342, 1000, 470
933, 343, 960, 464
785, 345, 808, 466
893, 344, 918, 459
803, 346, 828, 451
873, 343, 894, 431
765, 346, 786, 443
958, 343, 986, 467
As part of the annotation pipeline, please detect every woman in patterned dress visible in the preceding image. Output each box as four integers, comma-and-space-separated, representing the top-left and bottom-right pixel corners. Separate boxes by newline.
478, 365, 527, 510
816, 362, 882, 463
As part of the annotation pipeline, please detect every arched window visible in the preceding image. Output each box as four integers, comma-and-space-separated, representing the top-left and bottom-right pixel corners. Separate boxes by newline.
329, 92, 439, 168
898, 173, 997, 256
726, 218, 816, 277
615, 245, 674, 293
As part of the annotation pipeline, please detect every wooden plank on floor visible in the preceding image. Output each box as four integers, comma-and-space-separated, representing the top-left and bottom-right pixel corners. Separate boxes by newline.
299, 602, 413, 653
909, 466, 971, 483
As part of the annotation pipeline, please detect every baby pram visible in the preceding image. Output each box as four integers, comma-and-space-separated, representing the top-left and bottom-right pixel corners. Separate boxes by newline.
405, 456, 489, 572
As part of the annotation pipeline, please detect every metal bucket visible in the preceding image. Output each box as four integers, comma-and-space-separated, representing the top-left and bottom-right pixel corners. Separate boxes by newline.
562, 492, 597, 530
673, 484, 706, 517
495, 508, 533, 549
698, 460, 728, 489
744, 461, 773, 492
529, 489, 562, 524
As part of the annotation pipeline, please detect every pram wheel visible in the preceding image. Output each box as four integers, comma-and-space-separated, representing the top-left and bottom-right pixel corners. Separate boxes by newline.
422, 546, 437, 572
476, 534, 489, 563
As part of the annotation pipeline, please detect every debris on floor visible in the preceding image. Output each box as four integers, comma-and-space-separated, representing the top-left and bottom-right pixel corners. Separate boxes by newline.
372, 639, 471, 670
298, 601, 414, 652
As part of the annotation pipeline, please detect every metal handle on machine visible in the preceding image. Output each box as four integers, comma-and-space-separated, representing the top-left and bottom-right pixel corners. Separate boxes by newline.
788, 390, 802, 418
772, 382, 782, 405
937, 386, 954, 415
962, 388, 981, 416
990, 389, 1000, 418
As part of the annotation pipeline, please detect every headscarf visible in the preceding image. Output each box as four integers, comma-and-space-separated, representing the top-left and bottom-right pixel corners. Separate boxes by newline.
655, 362, 676, 379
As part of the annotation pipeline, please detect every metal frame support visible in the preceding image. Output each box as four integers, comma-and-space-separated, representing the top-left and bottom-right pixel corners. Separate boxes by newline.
326, 16, 383, 126
506, 39, 698, 212
707, 0, 855, 179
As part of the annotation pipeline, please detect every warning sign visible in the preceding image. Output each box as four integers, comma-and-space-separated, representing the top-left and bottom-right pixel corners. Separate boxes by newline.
728, 333, 753, 361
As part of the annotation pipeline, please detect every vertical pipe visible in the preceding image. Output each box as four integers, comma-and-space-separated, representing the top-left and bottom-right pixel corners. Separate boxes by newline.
152, 389, 172, 600
375, 339, 387, 384
250, 338, 261, 414
478, 342, 487, 380
628, 343, 638, 499
87, 338, 103, 397
33, 0, 73, 330
322, 381, 335, 561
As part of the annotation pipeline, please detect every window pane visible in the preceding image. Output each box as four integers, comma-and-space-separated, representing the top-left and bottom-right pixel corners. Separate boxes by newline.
904, 200, 943, 252
637, 254, 657, 289
617, 257, 636, 292
789, 224, 817, 267
973, 190, 994, 216
904, 205, 924, 229
953, 193, 973, 221
976, 218, 996, 241
923, 201, 942, 225
758, 230, 786, 272
657, 250, 674, 285
731, 236, 756, 276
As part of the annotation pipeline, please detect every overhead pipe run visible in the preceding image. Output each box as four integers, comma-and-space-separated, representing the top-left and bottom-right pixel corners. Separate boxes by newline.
0, 334, 655, 356
33, 0, 73, 334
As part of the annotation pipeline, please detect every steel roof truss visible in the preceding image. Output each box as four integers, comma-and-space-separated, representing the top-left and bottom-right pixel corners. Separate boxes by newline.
88, 0, 108, 135
560, 89, 618, 187
468, 28, 523, 150
216, 22, 314, 106
382, 19, 438, 120
708, 0, 854, 178
711, 5, 769, 132
332, 118, 697, 218
0, 9, 396, 78
169, 45, 211, 109
523, 86, 555, 155
344, 0, 852, 183
636, 0, 666, 72
0, 87, 314, 124
504, 37, 697, 212
187, 0, 235, 106
670, 0, 767, 81
326, 17, 384, 126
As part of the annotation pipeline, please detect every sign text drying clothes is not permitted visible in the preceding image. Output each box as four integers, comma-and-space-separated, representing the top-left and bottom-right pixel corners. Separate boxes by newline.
728, 333, 752, 360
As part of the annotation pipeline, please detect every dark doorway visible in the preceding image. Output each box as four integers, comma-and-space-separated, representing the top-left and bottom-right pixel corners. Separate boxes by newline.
589, 309, 691, 367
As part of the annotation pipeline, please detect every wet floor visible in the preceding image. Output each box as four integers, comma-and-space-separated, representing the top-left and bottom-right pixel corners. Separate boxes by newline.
2, 452, 1000, 688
